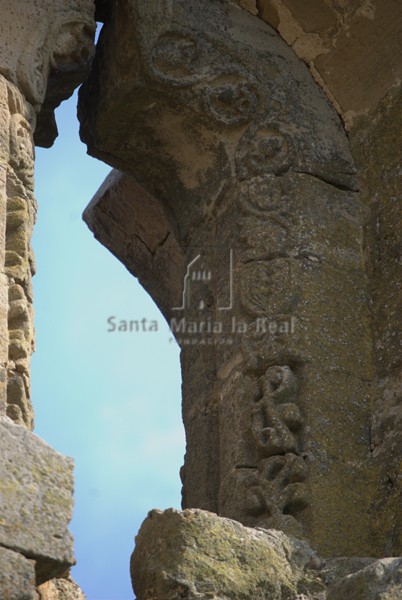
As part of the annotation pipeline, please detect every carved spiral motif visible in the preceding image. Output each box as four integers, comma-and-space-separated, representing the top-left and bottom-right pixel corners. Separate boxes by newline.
202, 76, 259, 126
252, 366, 302, 457
263, 365, 297, 396
150, 32, 201, 85
246, 454, 308, 518
238, 176, 283, 215
236, 123, 293, 179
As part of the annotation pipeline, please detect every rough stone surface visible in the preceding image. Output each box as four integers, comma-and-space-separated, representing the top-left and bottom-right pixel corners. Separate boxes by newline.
235, 0, 259, 15
80, 0, 379, 556
131, 508, 326, 600
327, 558, 402, 600
349, 87, 402, 557
0, 546, 36, 600
83, 170, 185, 319
0, 0, 95, 427
37, 576, 86, 600
0, 417, 75, 584
256, 0, 402, 127
0, 0, 397, 597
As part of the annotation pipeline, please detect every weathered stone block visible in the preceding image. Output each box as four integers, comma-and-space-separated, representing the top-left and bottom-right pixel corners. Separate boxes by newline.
0, 417, 75, 584
131, 509, 402, 600
0, 546, 36, 600
130, 508, 326, 600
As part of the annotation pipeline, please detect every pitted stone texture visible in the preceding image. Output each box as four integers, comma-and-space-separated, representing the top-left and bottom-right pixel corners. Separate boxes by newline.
130, 508, 326, 600
0, 546, 36, 600
79, 0, 357, 196
235, 0, 258, 15
327, 558, 402, 600
83, 170, 185, 318
37, 576, 86, 600
0, 417, 75, 584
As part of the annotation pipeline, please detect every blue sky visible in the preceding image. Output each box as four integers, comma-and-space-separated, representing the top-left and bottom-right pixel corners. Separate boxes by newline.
32, 91, 184, 600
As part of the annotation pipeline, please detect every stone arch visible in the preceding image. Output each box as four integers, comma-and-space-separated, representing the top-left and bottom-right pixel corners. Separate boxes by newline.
79, 0, 378, 556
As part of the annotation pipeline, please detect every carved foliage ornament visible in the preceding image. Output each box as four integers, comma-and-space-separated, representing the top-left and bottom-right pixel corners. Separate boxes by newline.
247, 366, 307, 532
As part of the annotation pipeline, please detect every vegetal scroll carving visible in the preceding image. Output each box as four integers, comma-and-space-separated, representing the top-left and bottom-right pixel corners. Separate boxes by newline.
246, 366, 308, 534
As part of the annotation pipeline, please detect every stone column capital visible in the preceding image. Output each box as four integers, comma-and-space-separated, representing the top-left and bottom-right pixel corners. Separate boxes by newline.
0, 0, 95, 144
